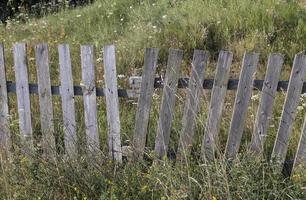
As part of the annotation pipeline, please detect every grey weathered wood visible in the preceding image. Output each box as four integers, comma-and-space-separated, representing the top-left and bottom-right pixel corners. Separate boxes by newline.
250, 53, 284, 154
58, 44, 77, 157
225, 52, 259, 159
202, 51, 233, 161
103, 45, 122, 163
81, 45, 100, 155
177, 50, 209, 158
154, 49, 184, 158
0, 43, 11, 156
13, 43, 33, 149
132, 48, 159, 158
272, 53, 306, 166
35, 43, 56, 157
292, 117, 306, 174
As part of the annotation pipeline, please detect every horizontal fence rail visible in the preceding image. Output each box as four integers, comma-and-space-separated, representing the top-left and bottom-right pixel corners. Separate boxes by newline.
0, 42, 305, 177
4, 79, 306, 97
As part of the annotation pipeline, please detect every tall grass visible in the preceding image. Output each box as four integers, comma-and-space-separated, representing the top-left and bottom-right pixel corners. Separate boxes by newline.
0, 0, 306, 199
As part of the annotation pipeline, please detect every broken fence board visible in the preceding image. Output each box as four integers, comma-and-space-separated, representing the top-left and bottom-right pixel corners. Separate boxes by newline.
103, 45, 122, 163
292, 117, 306, 174
154, 49, 184, 159
202, 51, 233, 161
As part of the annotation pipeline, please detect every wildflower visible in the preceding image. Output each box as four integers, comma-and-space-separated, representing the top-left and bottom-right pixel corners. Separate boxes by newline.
162, 15, 167, 19
212, 195, 217, 200
76, 15, 82, 18
251, 94, 259, 101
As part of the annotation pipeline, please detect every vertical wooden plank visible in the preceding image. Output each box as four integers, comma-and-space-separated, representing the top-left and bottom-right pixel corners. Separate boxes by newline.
201, 51, 233, 161
272, 53, 306, 166
132, 48, 159, 158
58, 44, 77, 157
13, 43, 33, 149
35, 43, 56, 157
292, 117, 306, 174
154, 49, 184, 159
0, 43, 11, 156
225, 52, 259, 159
103, 45, 122, 163
177, 50, 209, 158
250, 53, 284, 154
81, 45, 100, 155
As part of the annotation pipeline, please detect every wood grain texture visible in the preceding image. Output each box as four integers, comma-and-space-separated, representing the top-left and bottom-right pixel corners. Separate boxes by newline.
202, 51, 233, 161
225, 52, 259, 159
81, 45, 100, 155
13, 43, 33, 149
103, 45, 122, 163
35, 43, 56, 157
0, 43, 11, 156
58, 44, 77, 157
272, 53, 306, 166
154, 49, 183, 159
250, 53, 284, 154
292, 117, 306, 174
177, 50, 209, 158
132, 48, 159, 158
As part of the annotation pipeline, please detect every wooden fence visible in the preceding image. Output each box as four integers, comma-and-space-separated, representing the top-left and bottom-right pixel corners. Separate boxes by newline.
0, 43, 306, 174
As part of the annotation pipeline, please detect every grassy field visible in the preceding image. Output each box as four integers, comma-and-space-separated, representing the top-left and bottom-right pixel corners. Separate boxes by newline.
1, 0, 306, 199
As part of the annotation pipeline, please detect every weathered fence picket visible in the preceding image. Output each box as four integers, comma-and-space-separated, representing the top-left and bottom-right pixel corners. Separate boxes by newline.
272, 53, 306, 168
250, 53, 284, 154
133, 48, 159, 158
154, 49, 183, 159
177, 50, 209, 159
58, 44, 77, 157
202, 51, 233, 161
13, 43, 33, 149
35, 43, 56, 157
0, 43, 11, 156
0, 42, 306, 175
81, 45, 100, 155
103, 45, 122, 163
225, 52, 259, 159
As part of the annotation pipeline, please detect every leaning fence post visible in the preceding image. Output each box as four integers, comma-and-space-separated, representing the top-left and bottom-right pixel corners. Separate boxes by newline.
81, 45, 100, 156
250, 53, 284, 155
0, 43, 11, 158
177, 50, 209, 160
202, 51, 233, 161
103, 45, 122, 163
58, 44, 77, 158
154, 49, 183, 159
13, 43, 33, 151
225, 52, 259, 159
271, 52, 306, 169
35, 43, 56, 158
132, 48, 159, 159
